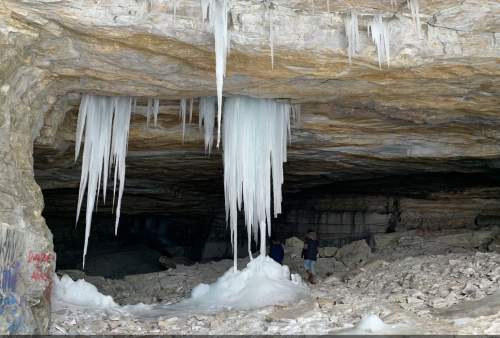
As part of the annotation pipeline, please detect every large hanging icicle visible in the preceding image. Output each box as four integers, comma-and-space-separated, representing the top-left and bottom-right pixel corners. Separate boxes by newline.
223, 97, 299, 272
200, 0, 231, 148
199, 96, 216, 154
344, 8, 359, 65
407, 0, 421, 36
75, 94, 132, 267
189, 98, 194, 126
368, 12, 390, 69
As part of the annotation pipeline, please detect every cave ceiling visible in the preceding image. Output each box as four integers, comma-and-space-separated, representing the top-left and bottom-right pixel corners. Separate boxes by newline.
2, 0, 498, 216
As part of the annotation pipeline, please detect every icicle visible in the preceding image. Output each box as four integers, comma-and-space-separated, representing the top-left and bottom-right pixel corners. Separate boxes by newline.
189, 98, 194, 126
223, 97, 293, 273
75, 94, 132, 267
390, 0, 397, 9
147, 98, 153, 127
344, 8, 359, 65
269, 5, 274, 69
312, 0, 315, 14
180, 99, 187, 143
407, 0, 421, 36
133, 98, 137, 117
368, 12, 390, 69
199, 96, 216, 154
173, 0, 177, 26
200, 0, 231, 149
153, 98, 159, 127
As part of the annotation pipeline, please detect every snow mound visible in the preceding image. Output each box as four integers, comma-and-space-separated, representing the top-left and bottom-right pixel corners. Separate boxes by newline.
53, 274, 117, 307
183, 255, 306, 310
337, 315, 415, 335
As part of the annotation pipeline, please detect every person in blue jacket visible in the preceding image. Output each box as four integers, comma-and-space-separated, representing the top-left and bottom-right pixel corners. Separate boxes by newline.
269, 235, 284, 265
301, 229, 319, 284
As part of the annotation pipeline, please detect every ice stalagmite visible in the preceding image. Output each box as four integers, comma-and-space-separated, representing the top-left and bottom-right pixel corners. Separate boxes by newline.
198, 96, 216, 154
223, 98, 297, 272
200, 0, 231, 148
179, 98, 187, 143
75, 94, 132, 267
368, 12, 390, 69
407, 0, 421, 36
344, 8, 359, 65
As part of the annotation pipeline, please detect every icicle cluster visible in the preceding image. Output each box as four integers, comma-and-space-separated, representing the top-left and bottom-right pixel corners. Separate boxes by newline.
223, 97, 299, 272
407, 0, 421, 36
199, 96, 216, 154
200, 0, 231, 148
146, 98, 160, 127
344, 8, 359, 65
368, 13, 390, 69
75, 94, 132, 267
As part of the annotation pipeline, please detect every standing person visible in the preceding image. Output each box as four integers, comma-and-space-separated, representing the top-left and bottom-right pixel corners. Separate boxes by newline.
269, 235, 284, 265
301, 229, 319, 284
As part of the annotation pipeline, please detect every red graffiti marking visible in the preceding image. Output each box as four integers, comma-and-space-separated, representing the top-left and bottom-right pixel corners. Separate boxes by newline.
27, 250, 55, 305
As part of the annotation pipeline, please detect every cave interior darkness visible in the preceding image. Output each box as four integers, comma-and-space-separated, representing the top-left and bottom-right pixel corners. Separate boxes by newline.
33, 97, 500, 279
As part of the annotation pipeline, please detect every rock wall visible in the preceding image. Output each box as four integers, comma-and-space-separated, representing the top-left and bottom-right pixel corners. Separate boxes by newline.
0, 4, 56, 334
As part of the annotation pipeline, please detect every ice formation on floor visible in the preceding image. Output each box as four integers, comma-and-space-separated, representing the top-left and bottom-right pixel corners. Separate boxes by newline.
200, 0, 231, 148
179, 98, 187, 143
198, 96, 216, 154
338, 315, 413, 335
223, 97, 296, 271
407, 0, 421, 36
53, 274, 117, 307
344, 8, 359, 65
75, 94, 132, 267
122, 255, 307, 320
368, 12, 390, 69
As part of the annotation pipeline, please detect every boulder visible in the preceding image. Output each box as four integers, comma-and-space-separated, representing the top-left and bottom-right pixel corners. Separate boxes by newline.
488, 236, 500, 253
430, 228, 500, 248
284, 237, 304, 258
335, 240, 372, 268
159, 257, 177, 269
369, 231, 414, 249
319, 247, 339, 258
265, 300, 317, 322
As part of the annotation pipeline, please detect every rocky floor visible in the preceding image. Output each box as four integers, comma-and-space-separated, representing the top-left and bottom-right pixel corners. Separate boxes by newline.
49, 229, 500, 335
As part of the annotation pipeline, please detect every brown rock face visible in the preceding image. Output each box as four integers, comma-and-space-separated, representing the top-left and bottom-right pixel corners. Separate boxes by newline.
0, 0, 499, 333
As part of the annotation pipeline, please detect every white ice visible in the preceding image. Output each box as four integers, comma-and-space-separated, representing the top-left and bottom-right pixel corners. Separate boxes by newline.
75, 94, 132, 267
179, 98, 187, 143
200, 0, 231, 148
53, 275, 117, 308
198, 96, 216, 154
368, 12, 390, 69
344, 8, 359, 65
223, 97, 297, 271
337, 315, 415, 335
407, 0, 421, 36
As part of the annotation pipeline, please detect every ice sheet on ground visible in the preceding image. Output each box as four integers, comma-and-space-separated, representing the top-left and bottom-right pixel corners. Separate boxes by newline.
123, 255, 308, 321
52, 256, 309, 322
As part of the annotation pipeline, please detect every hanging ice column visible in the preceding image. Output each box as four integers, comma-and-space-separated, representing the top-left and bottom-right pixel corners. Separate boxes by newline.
368, 12, 390, 69
407, 0, 421, 36
200, 0, 231, 148
75, 94, 132, 267
344, 8, 359, 65
223, 98, 298, 272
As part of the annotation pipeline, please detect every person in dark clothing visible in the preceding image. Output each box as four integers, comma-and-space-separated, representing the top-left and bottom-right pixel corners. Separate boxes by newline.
301, 229, 319, 284
269, 235, 284, 265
